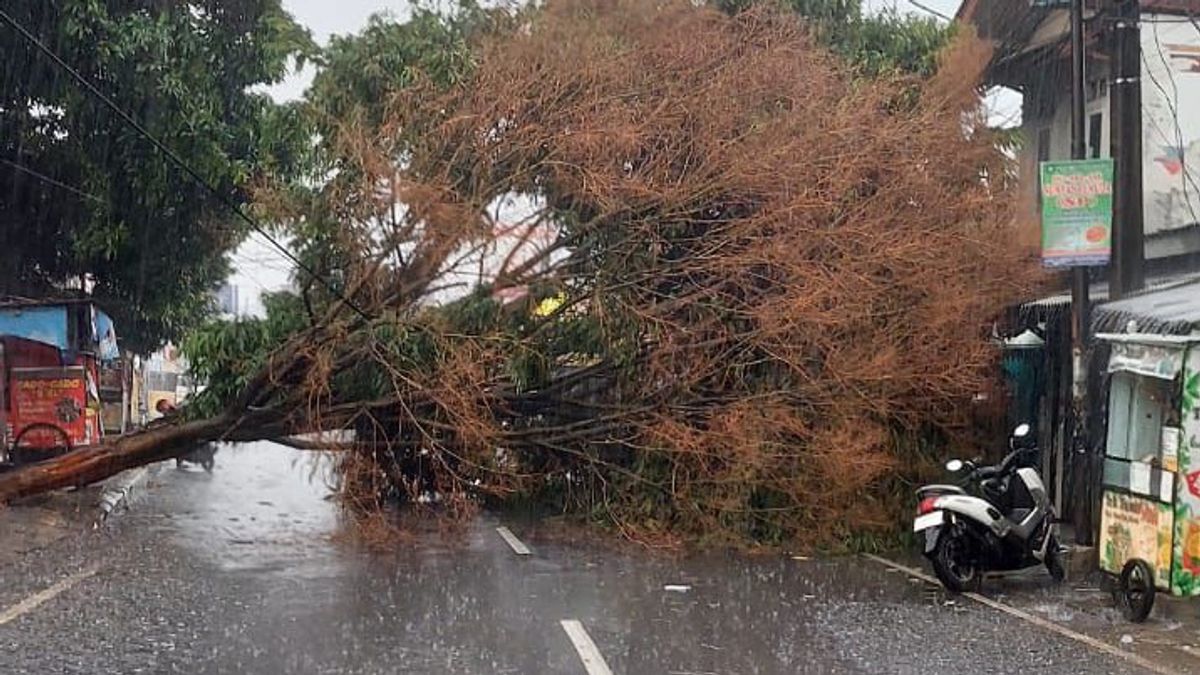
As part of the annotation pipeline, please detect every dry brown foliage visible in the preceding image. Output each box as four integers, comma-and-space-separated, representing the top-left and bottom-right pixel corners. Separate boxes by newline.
305, 1, 1038, 547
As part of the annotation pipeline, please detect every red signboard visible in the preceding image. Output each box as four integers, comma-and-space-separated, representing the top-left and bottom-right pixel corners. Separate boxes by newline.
10, 368, 89, 449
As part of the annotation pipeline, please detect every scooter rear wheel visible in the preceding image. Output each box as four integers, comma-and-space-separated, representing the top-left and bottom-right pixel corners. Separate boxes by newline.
931, 528, 980, 593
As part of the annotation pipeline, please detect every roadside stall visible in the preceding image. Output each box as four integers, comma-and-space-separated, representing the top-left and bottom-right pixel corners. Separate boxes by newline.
144, 343, 189, 421
1096, 332, 1200, 621
0, 299, 123, 466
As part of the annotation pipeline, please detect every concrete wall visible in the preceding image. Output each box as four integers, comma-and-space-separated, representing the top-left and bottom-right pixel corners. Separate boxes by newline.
1140, 16, 1200, 237
1015, 13, 1200, 262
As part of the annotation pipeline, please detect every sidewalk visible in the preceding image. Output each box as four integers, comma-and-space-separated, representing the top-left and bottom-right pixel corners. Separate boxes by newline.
930, 560, 1200, 672
998, 573, 1200, 667
0, 465, 154, 567
0, 487, 95, 568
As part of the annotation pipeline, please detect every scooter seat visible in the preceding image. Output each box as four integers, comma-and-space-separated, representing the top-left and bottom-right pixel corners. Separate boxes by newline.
916, 484, 966, 498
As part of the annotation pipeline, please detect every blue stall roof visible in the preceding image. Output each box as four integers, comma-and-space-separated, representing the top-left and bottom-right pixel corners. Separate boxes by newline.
0, 298, 119, 360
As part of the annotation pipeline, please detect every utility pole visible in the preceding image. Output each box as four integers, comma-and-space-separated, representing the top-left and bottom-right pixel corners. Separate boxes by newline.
1109, 0, 1144, 299
1069, 0, 1094, 545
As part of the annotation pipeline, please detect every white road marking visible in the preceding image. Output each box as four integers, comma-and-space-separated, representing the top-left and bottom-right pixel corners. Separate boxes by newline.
561, 619, 614, 675
496, 526, 532, 555
863, 554, 1181, 675
0, 565, 100, 626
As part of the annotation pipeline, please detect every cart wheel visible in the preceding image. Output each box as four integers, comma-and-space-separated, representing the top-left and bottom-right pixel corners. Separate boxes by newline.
10, 423, 72, 466
1113, 559, 1155, 623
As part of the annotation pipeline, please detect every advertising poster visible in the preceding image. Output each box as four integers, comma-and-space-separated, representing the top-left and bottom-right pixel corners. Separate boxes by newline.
1100, 491, 1173, 589
10, 368, 87, 449
1039, 159, 1114, 267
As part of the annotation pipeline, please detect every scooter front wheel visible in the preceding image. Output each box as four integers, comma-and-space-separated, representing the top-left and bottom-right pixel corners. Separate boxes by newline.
930, 528, 980, 593
1045, 534, 1065, 583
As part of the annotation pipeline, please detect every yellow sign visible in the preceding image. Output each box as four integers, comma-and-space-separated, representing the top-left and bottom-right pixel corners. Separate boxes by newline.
1100, 491, 1173, 589
534, 294, 566, 317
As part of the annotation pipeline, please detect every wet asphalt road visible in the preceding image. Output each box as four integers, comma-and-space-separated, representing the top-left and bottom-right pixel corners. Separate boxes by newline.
0, 442, 1168, 674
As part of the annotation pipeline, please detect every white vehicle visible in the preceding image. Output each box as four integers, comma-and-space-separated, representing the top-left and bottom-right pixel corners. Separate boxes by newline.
913, 424, 1065, 592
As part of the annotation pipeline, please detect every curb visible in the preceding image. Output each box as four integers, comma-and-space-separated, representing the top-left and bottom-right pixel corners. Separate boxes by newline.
1063, 543, 1096, 582
93, 465, 154, 526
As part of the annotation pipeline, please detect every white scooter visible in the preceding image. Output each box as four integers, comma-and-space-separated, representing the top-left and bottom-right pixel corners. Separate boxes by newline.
913, 423, 1065, 592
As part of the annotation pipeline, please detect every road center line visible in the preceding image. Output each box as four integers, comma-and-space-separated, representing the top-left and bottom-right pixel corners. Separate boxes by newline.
560, 619, 614, 675
0, 564, 100, 627
862, 554, 1180, 675
496, 526, 532, 555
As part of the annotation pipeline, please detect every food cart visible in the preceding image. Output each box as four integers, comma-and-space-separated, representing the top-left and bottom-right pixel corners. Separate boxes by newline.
0, 299, 122, 465
1096, 332, 1200, 621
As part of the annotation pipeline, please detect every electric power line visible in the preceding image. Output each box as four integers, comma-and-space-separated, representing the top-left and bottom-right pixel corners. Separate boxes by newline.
0, 7, 371, 322
0, 157, 105, 204
907, 0, 953, 22
2, 156, 305, 272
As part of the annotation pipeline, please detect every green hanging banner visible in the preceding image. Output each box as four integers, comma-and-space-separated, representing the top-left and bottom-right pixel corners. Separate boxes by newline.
1039, 158, 1114, 267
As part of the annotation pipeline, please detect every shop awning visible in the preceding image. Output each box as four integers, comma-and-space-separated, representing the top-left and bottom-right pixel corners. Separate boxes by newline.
1096, 334, 1195, 379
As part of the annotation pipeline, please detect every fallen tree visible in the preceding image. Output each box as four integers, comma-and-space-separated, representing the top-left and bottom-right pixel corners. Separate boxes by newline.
0, 1, 1039, 547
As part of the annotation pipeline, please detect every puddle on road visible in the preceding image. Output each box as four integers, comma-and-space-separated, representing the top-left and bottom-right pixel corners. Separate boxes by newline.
154, 441, 343, 576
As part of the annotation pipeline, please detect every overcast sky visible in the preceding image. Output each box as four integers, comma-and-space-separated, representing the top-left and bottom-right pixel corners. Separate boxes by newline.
229, 0, 990, 316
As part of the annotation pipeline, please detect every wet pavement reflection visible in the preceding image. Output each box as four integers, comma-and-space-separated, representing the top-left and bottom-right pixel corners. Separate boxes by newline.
153, 443, 341, 577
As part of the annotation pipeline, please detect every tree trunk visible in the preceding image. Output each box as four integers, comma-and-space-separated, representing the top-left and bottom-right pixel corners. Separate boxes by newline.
0, 415, 237, 503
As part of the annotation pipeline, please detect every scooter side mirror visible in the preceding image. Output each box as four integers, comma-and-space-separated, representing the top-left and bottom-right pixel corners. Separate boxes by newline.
945, 459, 964, 472
1011, 423, 1035, 450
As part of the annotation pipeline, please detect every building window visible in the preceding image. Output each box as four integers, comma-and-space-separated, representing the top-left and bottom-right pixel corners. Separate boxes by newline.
1088, 113, 1103, 158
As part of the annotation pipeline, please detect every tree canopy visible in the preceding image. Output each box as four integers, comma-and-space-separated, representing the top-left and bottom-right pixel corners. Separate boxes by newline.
719, 0, 952, 77
237, 0, 954, 324
0, 0, 1024, 552
0, 0, 315, 353
149, 0, 1032, 548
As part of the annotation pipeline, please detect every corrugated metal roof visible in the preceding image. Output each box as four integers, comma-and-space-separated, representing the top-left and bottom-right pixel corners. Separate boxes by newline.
1022, 272, 1200, 310
1023, 282, 1109, 309
1094, 278, 1200, 334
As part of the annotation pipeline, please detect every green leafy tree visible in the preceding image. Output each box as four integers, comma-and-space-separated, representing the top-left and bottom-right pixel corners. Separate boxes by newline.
182, 290, 308, 419
272, 1, 501, 312
0, 0, 316, 353
308, 3, 486, 130
716, 0, 952, 78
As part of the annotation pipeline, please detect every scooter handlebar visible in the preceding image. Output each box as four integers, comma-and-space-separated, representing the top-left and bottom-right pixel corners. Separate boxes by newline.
964, 447, 1036, 484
